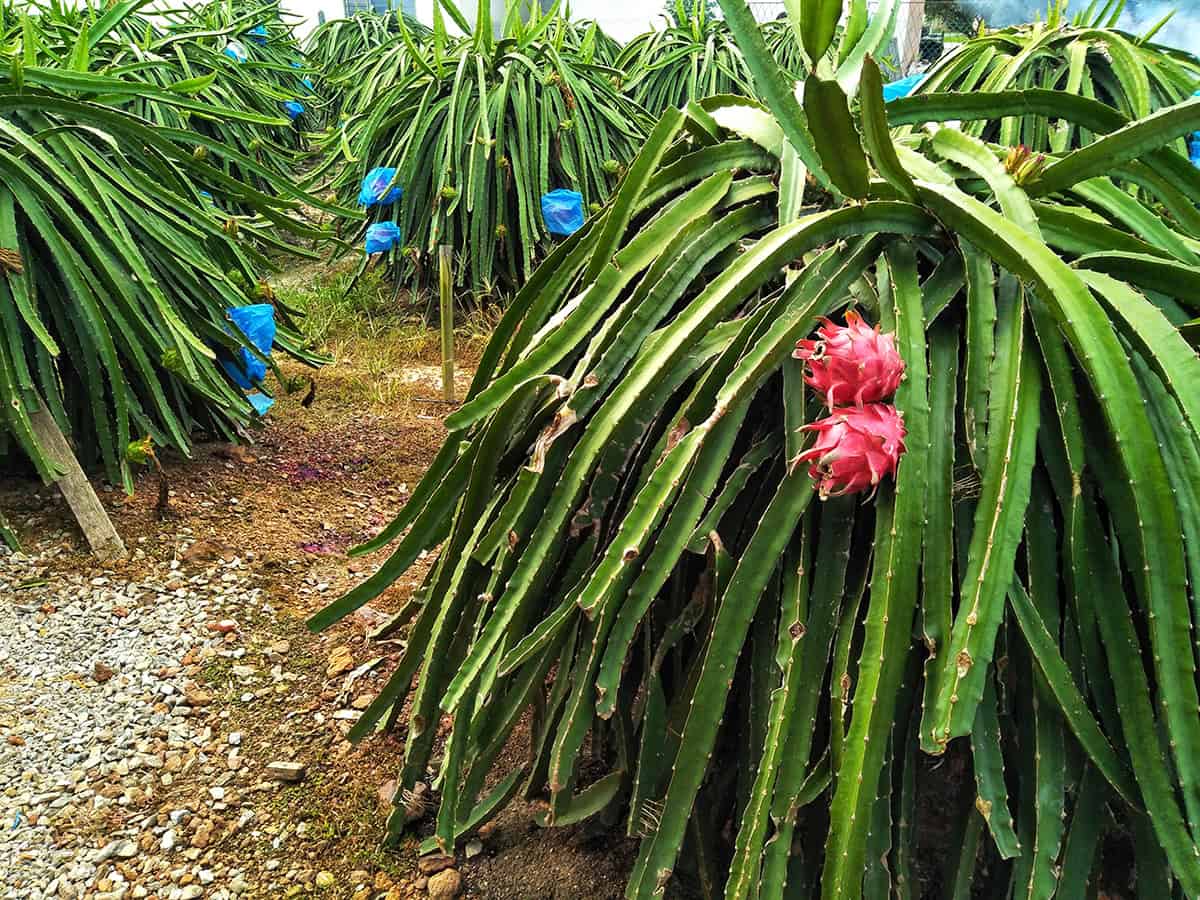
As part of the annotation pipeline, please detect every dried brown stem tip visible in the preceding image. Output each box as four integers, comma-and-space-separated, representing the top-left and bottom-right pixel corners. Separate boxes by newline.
0, 247, 24, 276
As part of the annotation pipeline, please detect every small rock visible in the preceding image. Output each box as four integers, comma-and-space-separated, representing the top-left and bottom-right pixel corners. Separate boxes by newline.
377, 779, 397, 811
465, 839, 483, 859
228, 732, 242, 747
325, 645, 354, 678
92, 661, 116, 683
266, 761, 306, 783
184, 540, 228, 564
214, 444, 256, 465
161, 829, 177, 851
417, 854, 456, 876
315, 871, 336, 889
96, 838, 136, 862
206, 619, 238, 634
179, 886, 204, 900
350, 604, 390, 630
191, 823, 213, 849
427, 868, 462, 899
184, 686, 213, 707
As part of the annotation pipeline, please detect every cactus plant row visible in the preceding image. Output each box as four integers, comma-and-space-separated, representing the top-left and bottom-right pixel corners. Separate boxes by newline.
314, 1, 1200, 895
316, 0, 650, 297
0, 0, 348, 486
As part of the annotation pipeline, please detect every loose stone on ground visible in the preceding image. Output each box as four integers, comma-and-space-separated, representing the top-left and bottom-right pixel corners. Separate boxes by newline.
0, 545, 267, 899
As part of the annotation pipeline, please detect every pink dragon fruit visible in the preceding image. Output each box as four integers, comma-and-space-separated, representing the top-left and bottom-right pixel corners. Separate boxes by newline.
795, 404, 907, 499
793, 310, 904, 408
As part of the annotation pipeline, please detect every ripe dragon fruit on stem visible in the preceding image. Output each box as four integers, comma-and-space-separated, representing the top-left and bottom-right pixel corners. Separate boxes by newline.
794, 403, 907, 499
793, 310, 904, 408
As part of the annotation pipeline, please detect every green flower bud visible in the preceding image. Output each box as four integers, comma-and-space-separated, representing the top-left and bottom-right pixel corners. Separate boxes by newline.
125, 435, 155, 466
160, 349, 184, 374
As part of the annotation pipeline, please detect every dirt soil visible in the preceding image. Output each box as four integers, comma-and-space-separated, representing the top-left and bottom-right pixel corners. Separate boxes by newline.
0, 348, 639, 899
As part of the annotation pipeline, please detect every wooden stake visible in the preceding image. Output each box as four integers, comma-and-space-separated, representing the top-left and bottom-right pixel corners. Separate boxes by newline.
439, 244, 456, 404
28, 400, 126, 561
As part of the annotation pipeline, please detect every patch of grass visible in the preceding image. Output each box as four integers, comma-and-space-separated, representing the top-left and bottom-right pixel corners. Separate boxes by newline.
279, 264, 401, 349
198, 655, 236, 687
279, 262, 495, 373
273, 260, 496, 411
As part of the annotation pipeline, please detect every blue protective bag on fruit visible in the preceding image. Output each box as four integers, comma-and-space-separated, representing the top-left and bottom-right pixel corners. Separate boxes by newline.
1192, 91, 1200, 168
541, 189, 584, 236
283, 100, 305, 121
223, 40, 249, 62
359, 167, 403, 207
365, 222, 401, 254
222, 304, 276, 389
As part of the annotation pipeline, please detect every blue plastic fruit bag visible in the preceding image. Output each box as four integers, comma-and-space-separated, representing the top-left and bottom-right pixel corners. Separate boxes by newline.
883, 73, 923, 102
365, 222, 401, 254
1192, 91, 1200, 168
247, 392, 274, 415
283, 100, 305, 121
541, 189, 584, 236
359, 167, 403, 207
223, 40, 249, 62
247, 24, 268, 45
221, 304, 276, 389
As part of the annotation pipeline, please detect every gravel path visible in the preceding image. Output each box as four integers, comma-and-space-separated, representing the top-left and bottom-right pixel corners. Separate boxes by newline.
1, 544, 266, 900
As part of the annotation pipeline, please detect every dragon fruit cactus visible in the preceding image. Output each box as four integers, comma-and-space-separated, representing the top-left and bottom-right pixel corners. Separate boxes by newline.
795, 404, 907, 499
793, 310, 904, 408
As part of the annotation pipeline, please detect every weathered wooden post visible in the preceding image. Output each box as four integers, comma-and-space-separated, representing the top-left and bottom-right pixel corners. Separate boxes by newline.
28, 397, 126, 560
439, 244, 456, 403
